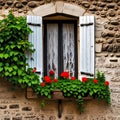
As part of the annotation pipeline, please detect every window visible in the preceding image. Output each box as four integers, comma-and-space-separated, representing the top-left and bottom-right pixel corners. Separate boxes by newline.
27, 15, 95, 81
43, 20, 78, 77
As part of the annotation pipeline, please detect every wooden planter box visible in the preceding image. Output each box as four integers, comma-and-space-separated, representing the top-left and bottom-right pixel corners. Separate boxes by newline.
52, 89, 64, 99
26, 87, 92, 100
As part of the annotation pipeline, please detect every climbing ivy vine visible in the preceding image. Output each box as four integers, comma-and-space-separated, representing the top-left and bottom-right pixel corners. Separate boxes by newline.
0, 11, 40, 87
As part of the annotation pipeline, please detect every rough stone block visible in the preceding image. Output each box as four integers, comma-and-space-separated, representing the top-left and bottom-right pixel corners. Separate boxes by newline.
9, 104, 19, 109
32, 3, 56, 16
63, 3, 85, 16
0, 105, 7, 109
96, 43, 103, 53
55, 1, 64, 13
22, 107, 32, 111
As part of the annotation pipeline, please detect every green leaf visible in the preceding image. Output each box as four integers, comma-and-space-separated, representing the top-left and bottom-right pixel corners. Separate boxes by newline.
11, 45, 15, 49
18, 69, 23, 75
78, 96, 82, 99
48, 95, 52, 99
0, 67, 3, 72
13, 57, 18, 61
12, 71, 17, 75
28, 82, 31, 86
0, 62, 3, 67
17, 45, 21, 49
4, 54, 9, 59
93, 89, 97, 93
13, 65, 18, 70
45, 92, 48, 96
5, 72, 9, 76
90, 91, 93, 96
8, 67, 13, 72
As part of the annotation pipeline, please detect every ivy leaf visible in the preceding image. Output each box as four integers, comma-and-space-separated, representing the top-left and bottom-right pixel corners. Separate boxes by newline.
13, 65, 18, 70
13, 57, 18, 61
28, 82, 31, 86
93, 89, 97, 93
45, 92, 48, 96
0, 54, 4, 58
78, 96, 82, 99
0, 67, 3, 72
17, 45, 21, 49
12, 71, 17, 75
5, 72, 9, 76
90, 91, 93, 96
4, 54, 9, 59
8, 67, 13, 72
0, 62, 3, 67
11, 45, 15, 49
18, 69, 23, 75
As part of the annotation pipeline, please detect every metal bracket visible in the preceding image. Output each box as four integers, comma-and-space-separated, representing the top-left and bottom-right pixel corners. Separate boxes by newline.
80, 23, 93, 27
58, 100, 62, 118
27, 22, 41, 27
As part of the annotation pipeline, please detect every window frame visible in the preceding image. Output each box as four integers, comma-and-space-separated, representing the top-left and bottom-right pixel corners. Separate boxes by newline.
43, 20, 78, 77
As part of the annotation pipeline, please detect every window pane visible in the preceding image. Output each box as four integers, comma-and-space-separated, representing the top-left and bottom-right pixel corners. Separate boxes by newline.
47, 24, 58, 77
63, 24, 75, 77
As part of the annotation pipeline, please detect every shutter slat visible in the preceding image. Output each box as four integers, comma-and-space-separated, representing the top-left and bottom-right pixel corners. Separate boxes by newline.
79, 16, 95, 76
27, 15, 43, 82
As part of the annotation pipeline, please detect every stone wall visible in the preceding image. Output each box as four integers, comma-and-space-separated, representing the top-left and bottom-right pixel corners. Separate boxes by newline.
0, 0, 120, 120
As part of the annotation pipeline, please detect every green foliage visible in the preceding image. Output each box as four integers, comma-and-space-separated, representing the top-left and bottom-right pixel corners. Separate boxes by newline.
35, 72, 110, 112
0, 11, 40, 87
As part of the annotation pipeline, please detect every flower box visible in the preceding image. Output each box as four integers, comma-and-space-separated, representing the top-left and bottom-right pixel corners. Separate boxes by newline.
52, 90, 64, 99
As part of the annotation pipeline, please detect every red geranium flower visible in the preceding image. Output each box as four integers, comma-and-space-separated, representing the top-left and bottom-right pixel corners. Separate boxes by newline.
93, 79, 98, 84
40, 82, 46, 87
60, 71, 69, 78
49, 70, 55, 75
104, 81, 109, 86
71, 77, 76, 81
44, 76, 52, 83
32, 67, 36, 73
82, 77, 88, 82
53, 78, 58, 82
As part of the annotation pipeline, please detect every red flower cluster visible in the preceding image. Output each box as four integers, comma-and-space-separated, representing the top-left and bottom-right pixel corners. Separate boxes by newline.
40, 82, 46, 87
104, 81, 109, 86
44, 76, 52, 83
53, 78, 58, 82
60, 71, 69, 78
82, 77, 88, 82
49, 70, 55, 75
71, 77, 76, 81
40, 70, 59, 87
32, 67, 36, 73
93, 79, 98, 84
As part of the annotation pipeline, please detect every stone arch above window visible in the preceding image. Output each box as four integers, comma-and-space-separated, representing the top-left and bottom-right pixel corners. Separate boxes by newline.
28, 1, 91, 17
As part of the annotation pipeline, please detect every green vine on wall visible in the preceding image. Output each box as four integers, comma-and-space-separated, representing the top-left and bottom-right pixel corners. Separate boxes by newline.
0, 11, 40, 87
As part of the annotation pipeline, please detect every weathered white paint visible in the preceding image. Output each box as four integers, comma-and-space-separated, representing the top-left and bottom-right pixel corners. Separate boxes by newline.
79, 16, 95, 76
27, 15, 43, 82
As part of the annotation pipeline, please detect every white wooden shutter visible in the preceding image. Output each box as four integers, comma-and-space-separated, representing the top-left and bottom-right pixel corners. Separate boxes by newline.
79, 16, 95, 76
27, 15, 43, 82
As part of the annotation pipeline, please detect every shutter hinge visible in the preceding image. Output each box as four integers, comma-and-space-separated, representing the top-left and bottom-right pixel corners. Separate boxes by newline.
27, 22, 41, 27
81, 72, 94, 77
80, 23, 93, 27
